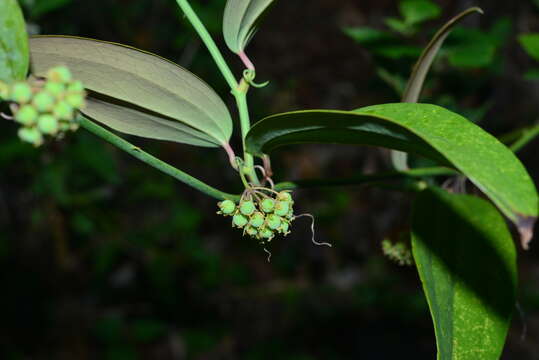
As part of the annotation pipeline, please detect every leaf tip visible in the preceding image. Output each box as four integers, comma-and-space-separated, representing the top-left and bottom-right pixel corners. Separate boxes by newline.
517, 215, 536, 250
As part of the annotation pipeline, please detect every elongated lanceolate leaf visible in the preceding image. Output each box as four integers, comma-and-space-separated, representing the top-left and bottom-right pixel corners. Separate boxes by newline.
245, 103, 538, 242
402, 7, 483, 103
29, 36, 232, 147
412, 187, 516, 360
223, 0, 275, 54
0, 0, 29, 82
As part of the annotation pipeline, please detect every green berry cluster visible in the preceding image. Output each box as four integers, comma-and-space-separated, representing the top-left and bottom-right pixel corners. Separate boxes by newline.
381, 239, 413, 266
0, 66, 86, 147
217, 190, 295, 243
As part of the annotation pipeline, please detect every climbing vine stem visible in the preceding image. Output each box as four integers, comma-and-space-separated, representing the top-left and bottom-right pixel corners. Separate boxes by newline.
174, 0, 259, 185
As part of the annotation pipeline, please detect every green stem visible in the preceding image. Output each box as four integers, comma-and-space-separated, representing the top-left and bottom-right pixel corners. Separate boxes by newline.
174, 0, 237, 90
273, 167, 457, 191
235, 79, 259, 185
175, 0, 258, 184
78, 116, 240, 201
510, 123, 539, 153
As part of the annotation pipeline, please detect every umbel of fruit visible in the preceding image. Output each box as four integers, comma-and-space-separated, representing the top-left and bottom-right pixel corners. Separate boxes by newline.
216, 190, 296, 244
0, 66, 86, 147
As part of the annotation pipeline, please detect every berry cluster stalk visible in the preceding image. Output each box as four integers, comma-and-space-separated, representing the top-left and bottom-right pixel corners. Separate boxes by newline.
78, 115, 240, 201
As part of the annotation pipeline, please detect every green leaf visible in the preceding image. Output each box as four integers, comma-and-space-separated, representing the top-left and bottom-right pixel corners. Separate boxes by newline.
400, 0, 441, 25
0, 0, 29, 82
518, 33, 539, 62
245, 103, 538, 241
342, 27, 396, 45
412, 187, 516, 360
385, 17, 415, 36
223, 0, 275, 54
29, 36, 232, 148
524, 68, 539, 80
402, 7, 483, 102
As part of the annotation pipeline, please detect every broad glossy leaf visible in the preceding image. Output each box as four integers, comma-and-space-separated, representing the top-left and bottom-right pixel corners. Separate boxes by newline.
223, 0, 275, 54
0, 0, 29, 82
29, 36, 232, 147
402, 7, 483, 102
245, 103, 538, 239
518, 33, 539, 62
412, 187, 516, 360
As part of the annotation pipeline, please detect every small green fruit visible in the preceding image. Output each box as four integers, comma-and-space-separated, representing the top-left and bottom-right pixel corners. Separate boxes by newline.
67, 81, 84, 92
233, 214, 248, 228
37, 114, 59, 135
53, 101, 74, 120
278, 221, 290, 235
69, 123, 80, 132
260, 198, 275, 213
249, 212, 265, 228
18, 127, 43, 146
0, 81, 9, 99
65, 93, 85, 108
10, 82, 33, 103
245, 226, 258, 237
47, 66, 72, 83
218, 199, 236, 215
274, 201, 290, 217
15, 105, 38, 125
266, 214, 282, 230
240, 200, 256, 216
44, 82, 65, 97
277, 191, 293, 202
32, 91, 55, 112
259, 227, 274, 240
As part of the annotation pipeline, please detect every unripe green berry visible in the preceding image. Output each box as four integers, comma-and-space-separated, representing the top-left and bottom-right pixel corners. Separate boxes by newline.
218, 199, 236, 215
67, 81, 84, 92
10, 82, 33, 103
239, 200, 256, 216
65, 93, 85, 108
59, 122, 71, 132
274, 201, 290, 217
233, 214, 248, 228
0, 81, 9, 99
69, 123, 79, 132
260, 198, 275, 213
278, 221, 290, 235
259, 227, 274, 240
245, 226, 258, 237
47, 66, 72, 83
37, 114, 59, 135
266, 214, 282, 230
285, 208, 294, 220
32, 91, 55, 112
249, 212, 265, 228
52, 101, 74, 120
15, 105, 38, 125
44, 81, 65, 97
18, 127, 43, 146
277, 191, 293, 202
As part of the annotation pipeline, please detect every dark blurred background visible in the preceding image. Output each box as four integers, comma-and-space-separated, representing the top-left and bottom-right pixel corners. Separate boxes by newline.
1, 0, 539, 359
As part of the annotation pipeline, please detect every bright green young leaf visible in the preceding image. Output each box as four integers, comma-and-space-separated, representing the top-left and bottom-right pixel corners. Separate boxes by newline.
402, 7, 483, 102
518, 33, 539, 62
223, 0, 275, 54
0, 0, 29, 82
412, 187, 516, 360
245, 103, 538, 242
29, 36, 232, 148
400, 0, 441, 25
